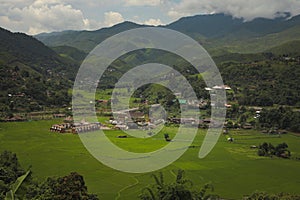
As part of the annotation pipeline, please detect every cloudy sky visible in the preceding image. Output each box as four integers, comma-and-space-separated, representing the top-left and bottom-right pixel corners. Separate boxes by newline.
1, 0, 300, 35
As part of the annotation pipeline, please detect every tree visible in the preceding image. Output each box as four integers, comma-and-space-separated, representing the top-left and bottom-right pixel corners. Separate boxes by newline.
0, 151, 25, 185
164, 133, 171, 142
274, 143, 290, 158
25, 172, 98, 200
257, 142, 291, 158
0, 151, 26, 199
139, 170, 219, 200
258, 107, 300, 132
5, 170, 32, 200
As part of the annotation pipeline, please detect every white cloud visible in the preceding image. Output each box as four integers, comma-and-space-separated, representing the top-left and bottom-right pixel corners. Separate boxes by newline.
104, 11, 124, 27
1, 0, 300, 34
0, 0, 101, 34
166, 0, 300, 21
124, 0, 161, 6
144, 18, 164, 26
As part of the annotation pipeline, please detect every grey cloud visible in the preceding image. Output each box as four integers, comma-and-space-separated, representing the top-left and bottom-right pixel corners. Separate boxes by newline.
167, 0, 300, 21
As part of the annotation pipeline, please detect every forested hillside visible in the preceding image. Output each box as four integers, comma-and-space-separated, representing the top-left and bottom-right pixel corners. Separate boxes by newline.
219, 53, 300, 106
2, 13, 300, 115
0, 28, 78, 114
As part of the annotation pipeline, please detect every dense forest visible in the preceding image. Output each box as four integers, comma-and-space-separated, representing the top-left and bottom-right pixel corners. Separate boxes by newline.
219, 54, 300, 107
0, 28, 77, 114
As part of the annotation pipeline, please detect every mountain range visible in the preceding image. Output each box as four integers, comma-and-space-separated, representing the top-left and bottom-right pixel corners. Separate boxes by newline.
1, 13, 300, 113
35, 13, 300, 55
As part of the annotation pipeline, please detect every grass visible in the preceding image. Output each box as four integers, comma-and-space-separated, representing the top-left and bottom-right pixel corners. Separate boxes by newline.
0, 120, 300, 199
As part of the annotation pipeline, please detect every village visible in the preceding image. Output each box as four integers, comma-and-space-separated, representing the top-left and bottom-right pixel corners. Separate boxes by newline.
47, 84, 272, 135
2, 84, 290, 137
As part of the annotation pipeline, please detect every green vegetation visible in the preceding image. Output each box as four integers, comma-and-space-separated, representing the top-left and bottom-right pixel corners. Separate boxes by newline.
2, 16, 300, 130
0, 27, 77, 114
267, 40, 300, 56
51, 45, 87, 63
0, 150, 98, 200
35, 22, 144, 53
139, 170, 219, 200
1, 13, 300, 200
0, 150, 25, 199
258, 107, 300, 132
1, 120, 300, 199
244, 191, 300, 200
257, 142, 291, 158
25, 172, 98, 200
219, 55, 300, 107
35, 14, 300, 54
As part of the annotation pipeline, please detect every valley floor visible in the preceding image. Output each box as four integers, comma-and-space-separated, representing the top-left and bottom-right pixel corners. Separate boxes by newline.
0, 120, 300, 199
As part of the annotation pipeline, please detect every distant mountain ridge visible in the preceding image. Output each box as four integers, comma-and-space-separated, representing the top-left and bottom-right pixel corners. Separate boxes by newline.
36, 22, 145, 53
169, 13, 300, 37
35, 13, 300, 54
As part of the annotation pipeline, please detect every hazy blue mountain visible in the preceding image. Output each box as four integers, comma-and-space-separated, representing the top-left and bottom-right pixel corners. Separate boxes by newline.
166, 13, 244, 37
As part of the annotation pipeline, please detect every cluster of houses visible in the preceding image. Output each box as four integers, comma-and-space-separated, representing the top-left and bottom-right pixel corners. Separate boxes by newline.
73, 122, 102, 133
47, 84, 262, 134
50, 118, 102, 134
109, 107, 164, 130
166, 117, 222, 128
110, 115, 213, 130
50, 123, 74, 133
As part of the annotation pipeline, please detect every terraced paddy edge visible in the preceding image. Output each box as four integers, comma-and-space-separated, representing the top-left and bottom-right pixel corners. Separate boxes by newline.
0, 120, 300, 199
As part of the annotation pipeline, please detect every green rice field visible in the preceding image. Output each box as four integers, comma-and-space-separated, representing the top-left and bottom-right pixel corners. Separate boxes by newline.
1, 120, 300, 199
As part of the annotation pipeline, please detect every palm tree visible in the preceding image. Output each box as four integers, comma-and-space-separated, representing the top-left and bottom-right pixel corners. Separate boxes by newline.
5, 170, 31, 200
139, 170, 219, 200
